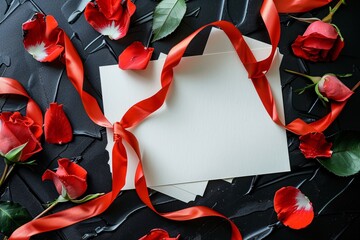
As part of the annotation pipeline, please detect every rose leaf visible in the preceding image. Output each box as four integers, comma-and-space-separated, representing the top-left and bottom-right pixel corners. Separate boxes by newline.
152, 0, 187, 42
0, 201, 32, 236
318, 131, 360, 177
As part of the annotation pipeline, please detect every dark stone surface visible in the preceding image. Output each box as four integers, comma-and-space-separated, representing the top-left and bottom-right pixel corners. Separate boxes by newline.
1, 0, 360, 239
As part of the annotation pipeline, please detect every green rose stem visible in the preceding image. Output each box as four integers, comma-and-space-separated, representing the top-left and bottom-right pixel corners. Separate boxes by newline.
322, 0, 346, 23
284, 69, 322, 84
0, 164, 15, 187
33, 192, 104, 220
33, 198, 61, 220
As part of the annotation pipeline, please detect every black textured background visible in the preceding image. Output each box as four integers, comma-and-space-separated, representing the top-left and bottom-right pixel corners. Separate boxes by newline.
1, 0, 360, 239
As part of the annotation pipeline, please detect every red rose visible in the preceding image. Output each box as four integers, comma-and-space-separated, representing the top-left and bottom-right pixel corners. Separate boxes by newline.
317, 74, 353, 102
84, 0, 136, 40
118, 41, 154, 70
299, 132, 332, 159
42, 158, 87, 199
22, 13, 64, 62
0, 112, 42, 161
291, 21, 344, 62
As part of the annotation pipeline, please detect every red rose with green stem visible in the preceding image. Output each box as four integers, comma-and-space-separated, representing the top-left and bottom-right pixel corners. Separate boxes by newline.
0, 112, 42, 187
35, 158, 103, 219
291, 0, 346, 62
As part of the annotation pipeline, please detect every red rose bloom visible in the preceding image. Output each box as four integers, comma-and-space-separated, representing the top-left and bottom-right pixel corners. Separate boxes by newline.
299, 132, 332, 159
42, 158, 87, 199
139, 229, 180, 240
274, 186, 314, 229
44, 103, 73, 144
22, 13, 64, 62
84, 0, 136, 40
291, 21, 344, 62
0, 112, 42, 161
317, 74, 353, 102
118, 41, 154, 70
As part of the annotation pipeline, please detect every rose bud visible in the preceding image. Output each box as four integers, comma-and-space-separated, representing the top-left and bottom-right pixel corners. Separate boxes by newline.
317, 74, 353, 102
42, 158, 87, 200
291, 21, 344, 62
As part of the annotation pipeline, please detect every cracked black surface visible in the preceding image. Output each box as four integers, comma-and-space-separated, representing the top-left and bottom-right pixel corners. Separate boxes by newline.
1, 0, 360, 239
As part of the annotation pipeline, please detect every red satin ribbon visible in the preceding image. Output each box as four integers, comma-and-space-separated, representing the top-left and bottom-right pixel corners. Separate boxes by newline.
9, 0, 344, 239
274, 0, 332, 13
0, 77, 43, 128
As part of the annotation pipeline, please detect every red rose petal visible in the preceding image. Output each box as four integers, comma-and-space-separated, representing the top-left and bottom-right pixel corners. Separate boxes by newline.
274, 186, 314, 229
44, 103, 73, 144
85, 0, 136, 40
304, 21, 338, 39
118, 41, 154, 70
299, 132, 332, 159
22, 13, 64, 62
57, 158, 87, 180
139, 229, 180, 240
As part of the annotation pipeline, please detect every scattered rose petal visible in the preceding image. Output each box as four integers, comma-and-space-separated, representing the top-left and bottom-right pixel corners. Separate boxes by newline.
274, 186, 314, 229
139, 229, 180, 240
118, 41, 154, 70
299, 132, 332, 159
292, 21, 344, 62
84, 0, 136, 40
44, 103, 73, 144
22, 13, 64, 62
42, 158, 87, 199
317, 74, 353, 102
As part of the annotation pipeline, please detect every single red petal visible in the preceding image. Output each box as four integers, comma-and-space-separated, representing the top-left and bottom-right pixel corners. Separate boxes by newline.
96, 0, 123, 19
330, 38, 345, 61
22, 13, 64, 62
301, 34, 336, 50
56, 158, 87, 180
299, 132, 332, 159
274, 186, 314, 230
42, 169, 63, 196
44, 103, 73, 144
139, 229, 180, 240
85, 0, 135, 40
57, 175, 87, 199
119, 41, 154, 70
304, 21, 338, 40
85, 2, 122, 40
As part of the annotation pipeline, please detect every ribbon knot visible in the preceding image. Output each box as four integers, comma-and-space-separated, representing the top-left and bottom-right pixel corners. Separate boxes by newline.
113, 122, 126, 141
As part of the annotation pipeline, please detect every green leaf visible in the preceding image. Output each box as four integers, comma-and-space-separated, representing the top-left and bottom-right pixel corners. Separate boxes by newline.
4, 143, 27, 164
318, 132, 360, 177
152, 0, 186, 42
0, 201, 32, 236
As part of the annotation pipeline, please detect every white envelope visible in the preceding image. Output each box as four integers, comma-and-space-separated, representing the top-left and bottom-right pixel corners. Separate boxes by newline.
99, 28, 289, 202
